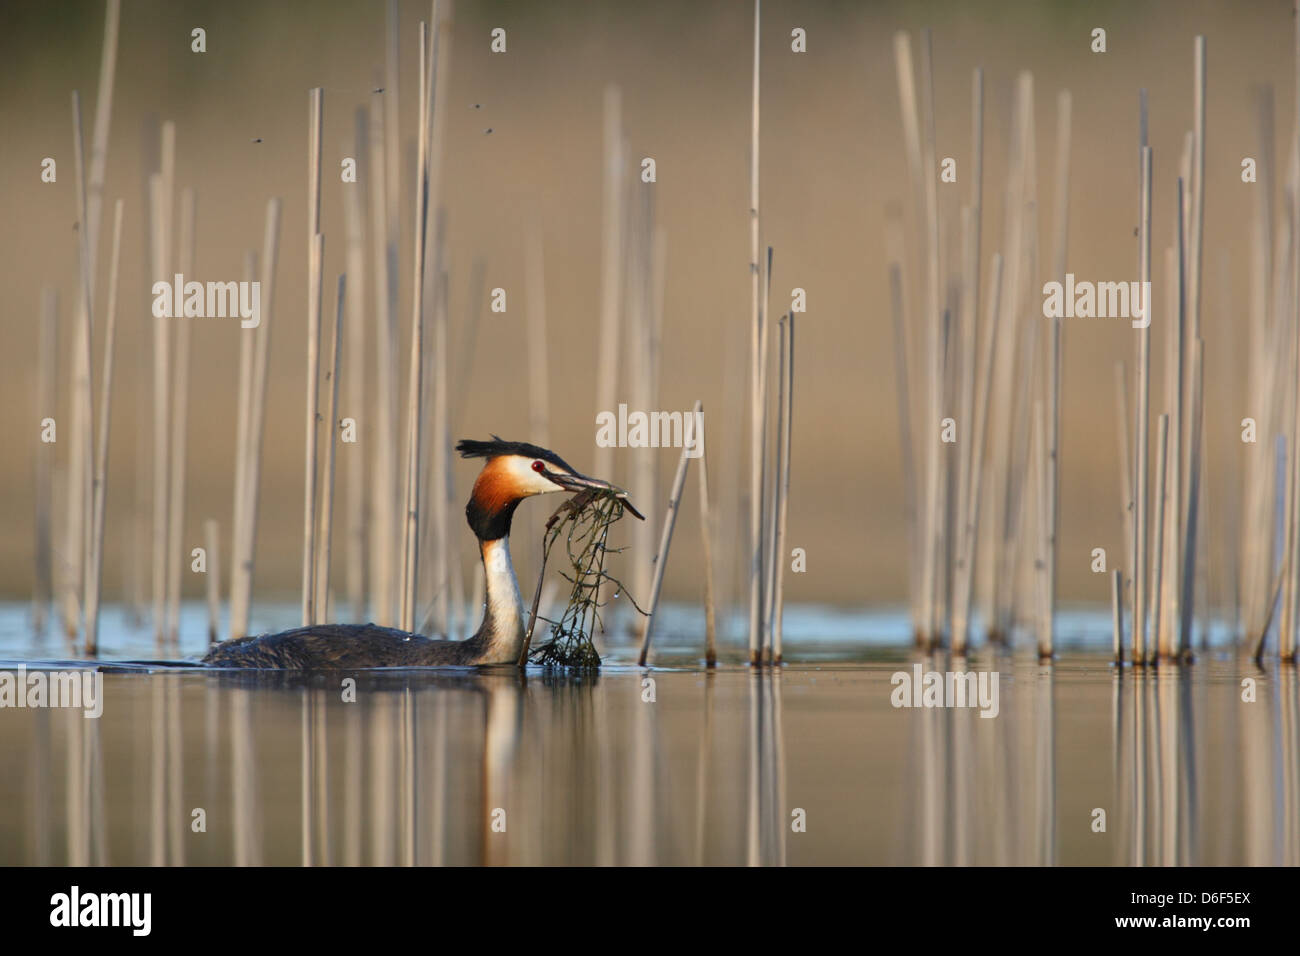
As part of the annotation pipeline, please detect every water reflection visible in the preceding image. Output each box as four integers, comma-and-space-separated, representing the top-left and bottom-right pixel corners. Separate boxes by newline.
3, 655, 1298, 864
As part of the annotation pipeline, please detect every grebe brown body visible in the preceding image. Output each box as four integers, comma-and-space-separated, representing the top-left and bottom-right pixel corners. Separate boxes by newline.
202, 438, 638, 669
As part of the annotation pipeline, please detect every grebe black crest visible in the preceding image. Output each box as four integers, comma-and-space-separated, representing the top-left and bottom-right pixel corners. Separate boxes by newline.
202, 437, 634, 669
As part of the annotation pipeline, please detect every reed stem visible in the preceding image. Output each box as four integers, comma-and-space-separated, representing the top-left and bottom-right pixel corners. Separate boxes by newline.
85, 199, 124, 655
368, 92, 398, 626
1112, 568, 1124, 664
70, 91, 95, 648
638, 400, 701, 666
303, 229, 324, 626
316, 275, 346, 621
772, 315, 794, 663
1133, 145, 1152, 663
697, 406, 718, 665
1150, 414, 1171, 667
205, 519, 220, 645
399, 20, 436, 633
302, 88, 324, 627
1043, 89, 1071, 659
229, 198, 283, 640
747, 0, 764, 663
344, 109, 369, 621
33, 289, 57, 634
165, 188, 196, 645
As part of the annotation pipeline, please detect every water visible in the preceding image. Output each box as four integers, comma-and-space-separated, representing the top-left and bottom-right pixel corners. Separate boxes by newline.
0, 603, 1296, 865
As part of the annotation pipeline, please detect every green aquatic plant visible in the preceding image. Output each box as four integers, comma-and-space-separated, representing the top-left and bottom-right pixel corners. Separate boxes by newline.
523, 488, 642, 670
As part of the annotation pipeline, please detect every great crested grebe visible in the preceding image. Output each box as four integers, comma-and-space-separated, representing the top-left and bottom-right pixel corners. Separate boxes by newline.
202, 437, 639, 669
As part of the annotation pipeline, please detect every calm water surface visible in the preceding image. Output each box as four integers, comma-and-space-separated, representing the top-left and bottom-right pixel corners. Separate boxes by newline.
0, 603, 1296, 865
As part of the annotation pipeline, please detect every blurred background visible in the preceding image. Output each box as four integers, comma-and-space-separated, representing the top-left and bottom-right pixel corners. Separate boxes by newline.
0, 0, 1290, 617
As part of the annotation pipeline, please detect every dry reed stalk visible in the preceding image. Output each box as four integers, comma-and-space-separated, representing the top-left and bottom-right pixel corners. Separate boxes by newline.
525, 231, 551, 448
205, 519, 220, 645
316, 275, 346, 621
1031, 401, 1048, 636
1179, 339, 1205, 656
759, 246, 774, 660
1043, 89, 1071, 658
303, 231, 323, 626
1159, 245, 1179, 655
399, 21, 436, 633
151, 123, 176, 647
889, 33, 925, 647
1279, 1, 1300, 658
763, 299, 785, 654
1162, 181, 1187, 662
1190, 38, 1207, 348
747, 1, 763, 663
631, 215, 665, 639
595, 84, 626, 485
84, 0, 120, 296
1002, 74, 1040, 642
165, 188, 196, 645
385, 0, 401, 249
435, 280, 461, 638
885, 218, 921, 636
34, 289, 57, 633
1112, 568, 1124, 664
302, 88, 324, 627
85, 199, 124, 655
638, 400, 702, 666
1279, 132, 1300, 659
917, 30, 943, 649
426, 0, 453, 214
67, 92, 94, 642
985, 74, 1032, 644
772, 315, 794, 663
344, 109, 369, 620
417, 229, 444, 637
229, 249, 256, 636
1133, 145, 1153, 663
1241, 87, 1274, 641
228, 198, 283, 640
955, 71, 984, 595
423, 1, 452, 636
368, 92, 398, 626
1114, 362, 1135, 580
952, 253, 1004, 654
68, 1, 121, 641
696, 406, 718, 665
1150, 414, 1171, 666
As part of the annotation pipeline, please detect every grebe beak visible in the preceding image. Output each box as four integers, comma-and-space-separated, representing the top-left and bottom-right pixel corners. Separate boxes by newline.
544, 468, 646, 521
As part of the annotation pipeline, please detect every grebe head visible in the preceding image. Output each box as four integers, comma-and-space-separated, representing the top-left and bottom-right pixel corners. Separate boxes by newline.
456, 436, 628, 540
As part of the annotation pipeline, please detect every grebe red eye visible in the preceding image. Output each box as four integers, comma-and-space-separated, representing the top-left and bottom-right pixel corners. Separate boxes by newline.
531, 460, 545, 473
